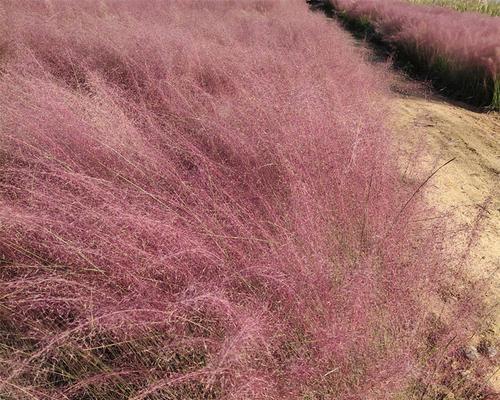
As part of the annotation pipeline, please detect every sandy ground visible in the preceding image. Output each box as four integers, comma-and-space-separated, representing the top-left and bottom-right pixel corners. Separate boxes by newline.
391, 90, 500, 388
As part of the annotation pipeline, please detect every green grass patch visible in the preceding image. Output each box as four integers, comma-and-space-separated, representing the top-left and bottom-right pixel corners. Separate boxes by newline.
407, 0, 500, 16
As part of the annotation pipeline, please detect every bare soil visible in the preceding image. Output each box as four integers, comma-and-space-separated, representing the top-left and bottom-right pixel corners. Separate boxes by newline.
391, 88, 499, 389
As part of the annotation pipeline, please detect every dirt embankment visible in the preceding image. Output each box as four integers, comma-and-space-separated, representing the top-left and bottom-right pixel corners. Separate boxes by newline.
392, 92, 500, 387
393, 95, 498, 292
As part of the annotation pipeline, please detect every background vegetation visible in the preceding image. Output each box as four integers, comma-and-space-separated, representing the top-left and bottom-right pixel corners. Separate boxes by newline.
408, 0, 500, 16
331, 0, 500, 110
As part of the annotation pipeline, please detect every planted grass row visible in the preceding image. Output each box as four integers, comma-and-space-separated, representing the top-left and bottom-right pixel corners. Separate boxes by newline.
330, 0, 500, 110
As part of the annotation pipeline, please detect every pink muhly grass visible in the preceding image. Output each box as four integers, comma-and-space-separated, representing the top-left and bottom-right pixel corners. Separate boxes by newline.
0, 0, 488, 399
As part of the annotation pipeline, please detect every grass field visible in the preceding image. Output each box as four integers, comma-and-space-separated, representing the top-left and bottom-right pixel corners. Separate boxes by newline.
408, 0, 500, 16
0, 0, 496, 399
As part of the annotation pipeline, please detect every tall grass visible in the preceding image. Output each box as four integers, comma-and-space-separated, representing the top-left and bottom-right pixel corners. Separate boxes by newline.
0, 0, 492, 399
408, 0, 500, 16
331, 0, 500, 110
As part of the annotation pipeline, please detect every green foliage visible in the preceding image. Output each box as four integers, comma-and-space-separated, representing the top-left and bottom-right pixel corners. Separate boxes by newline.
492, 79, 500, 110
407, 0, 500, 16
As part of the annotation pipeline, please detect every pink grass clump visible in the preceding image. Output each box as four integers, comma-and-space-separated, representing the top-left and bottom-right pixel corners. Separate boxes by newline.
0, 1, 487, 399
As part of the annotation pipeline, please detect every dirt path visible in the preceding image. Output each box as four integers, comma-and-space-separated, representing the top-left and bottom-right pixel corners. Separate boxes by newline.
391, 90, 500, 388
392, 93, 499, 302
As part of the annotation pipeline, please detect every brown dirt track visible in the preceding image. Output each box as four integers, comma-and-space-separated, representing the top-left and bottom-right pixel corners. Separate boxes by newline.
392, 92, 499, 389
